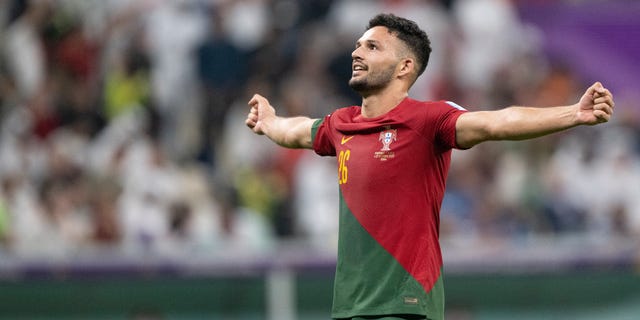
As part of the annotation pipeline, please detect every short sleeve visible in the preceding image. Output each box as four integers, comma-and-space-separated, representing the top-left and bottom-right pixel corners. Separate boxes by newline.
434, 101, 467, 150
312, 116, 336, 156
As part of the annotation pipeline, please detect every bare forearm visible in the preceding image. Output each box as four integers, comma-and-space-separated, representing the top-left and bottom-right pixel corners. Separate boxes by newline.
246, 94, 316, 149
456, 82, 614, 149
456, 104, 580, 148
488, 105, 579, 140
262, 116, 315, 149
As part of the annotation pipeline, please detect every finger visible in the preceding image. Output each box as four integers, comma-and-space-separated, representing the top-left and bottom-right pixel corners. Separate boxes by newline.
593, 102, 613, 122
593, 89, 613, 102
247, 111, 258, 122
245, 118, 256, 128
593, 95, 610, 105
589, 83, 612, 103
600, 89, 614, 108
595, 102, 614, 116
594, 94, 615, 109
593, 109, 610, 123
596, 87, 611, 97
593, 88, 612, 99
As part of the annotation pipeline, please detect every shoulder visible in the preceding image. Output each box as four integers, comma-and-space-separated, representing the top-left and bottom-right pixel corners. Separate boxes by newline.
442, 100, 467, 111
313, 105, 360, 133
325, 105, 361, 123
409, 99, 467, 111
402, 98, 467, 119
401, 99, 467, 142
334, 105, 361, 116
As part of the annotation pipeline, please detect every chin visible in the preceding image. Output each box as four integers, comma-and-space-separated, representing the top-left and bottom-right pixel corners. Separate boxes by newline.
348, 80, 364, 92
349, 76, 365, 87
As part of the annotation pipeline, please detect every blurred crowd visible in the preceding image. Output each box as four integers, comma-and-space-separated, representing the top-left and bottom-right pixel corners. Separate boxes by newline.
0, 0, 638, 259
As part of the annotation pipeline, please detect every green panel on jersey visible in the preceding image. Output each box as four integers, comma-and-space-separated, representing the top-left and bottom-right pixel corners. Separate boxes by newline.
332, 192, 444, 320
311, 118, 323, 141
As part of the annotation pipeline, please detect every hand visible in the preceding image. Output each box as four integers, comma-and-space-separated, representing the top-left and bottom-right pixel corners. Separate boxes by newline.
246, 93, 275, 135
577, 82, 614, 125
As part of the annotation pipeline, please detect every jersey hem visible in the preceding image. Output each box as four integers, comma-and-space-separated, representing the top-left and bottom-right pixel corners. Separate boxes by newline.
331, 308, 430, 319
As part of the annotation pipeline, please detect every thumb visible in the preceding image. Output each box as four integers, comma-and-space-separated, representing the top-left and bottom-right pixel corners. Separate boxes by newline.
251, 94, 269, 107
248, 94, 261, 107
592, 81, 606, 95
582, 82, 602, 103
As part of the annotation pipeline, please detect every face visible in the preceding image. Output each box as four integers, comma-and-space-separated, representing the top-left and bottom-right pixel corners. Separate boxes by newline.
349, 26, 405, 95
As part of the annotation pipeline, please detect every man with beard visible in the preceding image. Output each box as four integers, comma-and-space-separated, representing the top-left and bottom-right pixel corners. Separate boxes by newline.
245, 13, 614, 320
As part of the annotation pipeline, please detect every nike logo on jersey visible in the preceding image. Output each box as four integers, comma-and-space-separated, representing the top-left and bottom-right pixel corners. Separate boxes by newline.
341, 135, 354, 145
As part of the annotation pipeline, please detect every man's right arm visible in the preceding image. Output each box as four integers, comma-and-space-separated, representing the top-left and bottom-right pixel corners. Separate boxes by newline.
245, 94, 317, 149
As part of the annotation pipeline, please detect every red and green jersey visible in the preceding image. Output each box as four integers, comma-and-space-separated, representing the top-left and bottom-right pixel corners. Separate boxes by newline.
311, 98, 466, 319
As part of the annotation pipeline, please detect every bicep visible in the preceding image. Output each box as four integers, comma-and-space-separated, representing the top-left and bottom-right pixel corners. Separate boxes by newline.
455, 111, 497, 149
456, 106, 578, 148
284, 117, 317, 149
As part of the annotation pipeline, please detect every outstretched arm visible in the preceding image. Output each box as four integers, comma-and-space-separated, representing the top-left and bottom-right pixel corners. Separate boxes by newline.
245, 94, 317, 149
455, 82, 615, 149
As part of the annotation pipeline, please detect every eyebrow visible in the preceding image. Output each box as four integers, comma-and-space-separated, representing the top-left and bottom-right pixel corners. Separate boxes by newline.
355, 39, 381, 48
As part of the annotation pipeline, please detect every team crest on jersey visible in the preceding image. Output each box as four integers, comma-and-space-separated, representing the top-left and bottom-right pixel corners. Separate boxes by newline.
379, 129, 397, 151
375, 128, 397, 161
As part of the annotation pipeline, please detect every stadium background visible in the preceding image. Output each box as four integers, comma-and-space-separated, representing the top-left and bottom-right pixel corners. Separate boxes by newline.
0, 0, 639, 319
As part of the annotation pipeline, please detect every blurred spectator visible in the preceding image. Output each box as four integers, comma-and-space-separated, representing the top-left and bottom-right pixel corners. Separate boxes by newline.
103, 29, 150, 120
195, 5, 247, 167
0, 0, 638, 261
88, 175, 122, 245
3, 0, 50, 100
451, 0, 530, 102
145, 0, 207, 161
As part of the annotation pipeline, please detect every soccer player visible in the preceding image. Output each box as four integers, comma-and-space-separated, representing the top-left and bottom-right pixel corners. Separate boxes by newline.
245, 13, 614, 320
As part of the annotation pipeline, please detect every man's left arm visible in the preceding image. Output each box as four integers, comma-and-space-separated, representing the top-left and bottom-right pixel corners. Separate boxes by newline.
455, 82, 615, 149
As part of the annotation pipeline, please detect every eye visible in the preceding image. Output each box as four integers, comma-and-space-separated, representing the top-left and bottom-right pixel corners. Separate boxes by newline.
368, 43, 377, 50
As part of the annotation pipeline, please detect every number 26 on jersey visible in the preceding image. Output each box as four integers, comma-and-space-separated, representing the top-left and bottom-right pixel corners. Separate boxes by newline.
338, 149, 350, 185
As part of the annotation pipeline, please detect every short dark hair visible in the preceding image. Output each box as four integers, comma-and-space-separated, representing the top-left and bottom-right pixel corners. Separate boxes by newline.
367, 13, 432, 77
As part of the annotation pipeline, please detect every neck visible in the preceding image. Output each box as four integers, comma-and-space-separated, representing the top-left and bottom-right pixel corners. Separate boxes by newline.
360, 88, 409, 118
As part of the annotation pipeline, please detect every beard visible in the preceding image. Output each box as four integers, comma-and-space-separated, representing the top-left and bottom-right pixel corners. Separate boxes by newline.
348, 64, 396, 96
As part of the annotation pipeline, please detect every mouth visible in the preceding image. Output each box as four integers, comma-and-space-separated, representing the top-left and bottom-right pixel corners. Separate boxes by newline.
352, 63, 367, 75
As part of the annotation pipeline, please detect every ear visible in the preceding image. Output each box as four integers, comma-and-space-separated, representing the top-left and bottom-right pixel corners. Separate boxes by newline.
397, 58, 415, 79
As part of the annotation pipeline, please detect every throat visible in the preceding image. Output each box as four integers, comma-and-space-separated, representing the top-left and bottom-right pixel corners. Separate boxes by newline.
361, 93, 408, 118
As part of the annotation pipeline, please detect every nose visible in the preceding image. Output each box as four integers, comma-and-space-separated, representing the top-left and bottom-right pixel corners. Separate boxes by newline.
351, 46, 362, 61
